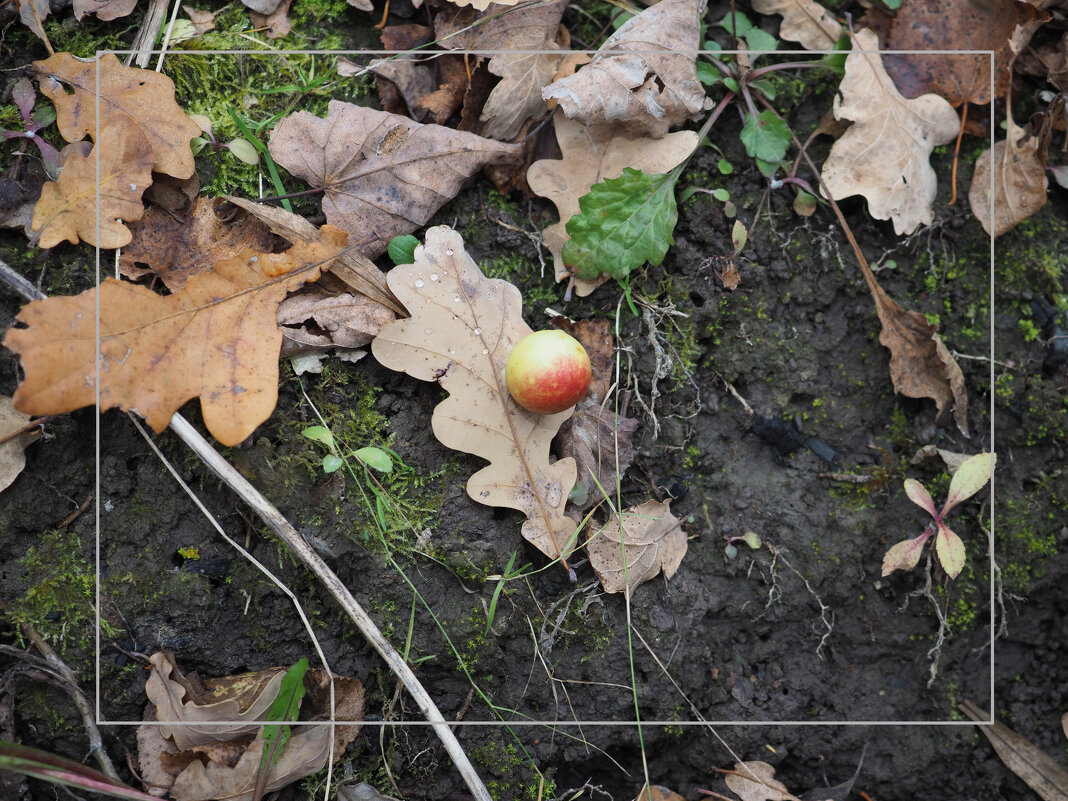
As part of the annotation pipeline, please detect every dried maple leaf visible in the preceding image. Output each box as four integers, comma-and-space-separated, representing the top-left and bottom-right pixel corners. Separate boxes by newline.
751, 0, 843, 52
33, 52, 201, 180
31, 114, 155, 249
527, 111, 697, 295
371, 226, 579, 565
820, 28, 960, 236
73, 0, 138, 21
120, 197, 275, 291
724, 761, 793, 801
541, 0, 709, 138
968, 117, 1048, 238
268, 100, 519, 260
586, 500, 685, 594
4, 228, 346, 446
873, 0, 1048, 106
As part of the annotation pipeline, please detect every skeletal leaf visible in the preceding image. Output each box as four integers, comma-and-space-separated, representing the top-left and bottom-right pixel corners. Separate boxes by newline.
586, 500, 685, 594
268, 101, 519, 259
751, 0, 843, 52
542, 0, 709, 138
942, 452, 995, 515
527, 111, 696, 294
31, 114, 155, 249
5, 229, 346, 446
371, 227, 579, 563
969, 118, 1047, 238
724, 761, 792, 801
881, 533, 928, 576
820, 28, 960, 235
935, 524, 965, 579
33, 52, 201, 179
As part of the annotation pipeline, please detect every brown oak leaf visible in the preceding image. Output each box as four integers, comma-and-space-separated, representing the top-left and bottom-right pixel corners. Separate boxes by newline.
751, 0, 843, 52
820, 28, 960, 236
33, 52, 202, 179
527, 111, 697, 295
968, 117, 1048, 238
541, 0, 709, 138
555, 400, 638, 513
4, 229, 347, 446
371, 226, 579, 566
277, 285, 396, 350
268, 100, 519, 260
120, 197, 275, 290
73, 0, 138, 21
31, 114, 155, 249
586, 500, 686, 595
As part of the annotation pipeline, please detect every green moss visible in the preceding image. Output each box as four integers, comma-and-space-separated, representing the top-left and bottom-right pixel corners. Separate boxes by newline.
471, 739, 553, 801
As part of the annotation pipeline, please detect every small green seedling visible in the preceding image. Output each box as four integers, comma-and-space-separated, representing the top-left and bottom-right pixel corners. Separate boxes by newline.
301, 425, 393, 474
882, 452, 995, 579
724, 530, 762, 560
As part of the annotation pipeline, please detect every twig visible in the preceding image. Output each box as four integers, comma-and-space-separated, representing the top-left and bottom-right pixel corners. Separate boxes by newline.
166, 413, 492, 801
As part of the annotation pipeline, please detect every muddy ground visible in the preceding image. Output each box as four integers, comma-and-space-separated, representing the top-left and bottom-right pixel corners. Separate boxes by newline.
2, 1, 1067, 800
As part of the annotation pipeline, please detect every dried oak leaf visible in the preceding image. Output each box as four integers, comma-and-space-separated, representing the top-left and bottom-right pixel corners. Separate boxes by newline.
31, 114, 155, 249
968, 117, 1047, 238
413, 55, 470, 125
33, 52, 201, 180
73, 0, 138, 21
435, 0, 569, 141
268, 100, 519, 260
555, 400, 638, 513
15, 0, 52, 44
725, 761, 793, 801
527, 111, 697, 295
541, 0, 709, 138
278, 285, 396, 349
0, 396, 39, 494
586, 500, 685, 594
4, 228, 345, 446
369, 25, 436, 122
120, 197, 275, 290
372, 226, 579, 563
820, 28, 960, 236
875, 0, 1048, 107
751, 0, 843, 52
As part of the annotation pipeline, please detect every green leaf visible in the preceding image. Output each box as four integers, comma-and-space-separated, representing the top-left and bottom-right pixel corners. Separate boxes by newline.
731, 220, 747, 253
714, 11, 752, 35
755, 158, 780, 178
717, 158, 733, 175
696, 61, 723, 86
302, 425, 336, 451
744, 28, 778, 53
740, 111, 790, 163
819, 36, 851, 76
742, 531, 761, 550
388, 234, 420, 265
354, 446, 393, 473
258, 658, 308, 783
749, 79, 777, 101
226, 138, 260, 165
563, 167, 680, 281
935, 525, 966, 579
942, 452, 995, 515
882, 0, 902, 8
322, 454, 343, 473
722, 76, 740, 93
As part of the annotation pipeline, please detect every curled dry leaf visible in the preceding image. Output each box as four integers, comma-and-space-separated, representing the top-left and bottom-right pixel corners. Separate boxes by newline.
586, 500, 685, 594
33, 52, 201, 180
31, 114, 154, 249
968, 117, 1048, 238
527, 111, 697, 295
16, 0, 52, 44
371, 227, 579, 564
4, 228, 345, 446
120, 197, 275, 291
437, 0, 524, 13
73, 0, 138, 21
751, 0, 843, 52
0, 396, 38, 494
277, 285, 396, 350
369, 25, 436, 122
820, 28, 960, 236
635, 786, 688, 801
542, 0, 709, 138
724, 761, 793, 801
556, 399, 638, 512
268, 100, 519, 260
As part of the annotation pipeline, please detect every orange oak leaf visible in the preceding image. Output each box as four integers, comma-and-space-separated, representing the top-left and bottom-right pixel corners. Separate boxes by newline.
4, 228, 347, 446
33, 52, 201, 179
268, 100, 519, 259
371, 226, 579, 566
31, 114, 155, 249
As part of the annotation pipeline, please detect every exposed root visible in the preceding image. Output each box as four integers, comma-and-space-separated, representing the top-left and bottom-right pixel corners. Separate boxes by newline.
755, 542, 835, 660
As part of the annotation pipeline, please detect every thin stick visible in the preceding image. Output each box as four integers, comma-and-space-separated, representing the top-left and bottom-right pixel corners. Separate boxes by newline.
166, 412, 492, 801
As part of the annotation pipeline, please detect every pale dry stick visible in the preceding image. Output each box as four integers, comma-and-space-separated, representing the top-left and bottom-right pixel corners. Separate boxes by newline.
125, 0, 171, 68
167, 412, 493, 801
126, 414, 337, 798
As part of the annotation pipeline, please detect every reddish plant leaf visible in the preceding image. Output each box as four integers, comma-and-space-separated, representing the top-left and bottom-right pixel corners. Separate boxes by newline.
935, 524, 966, 579
881, 533, 930, 576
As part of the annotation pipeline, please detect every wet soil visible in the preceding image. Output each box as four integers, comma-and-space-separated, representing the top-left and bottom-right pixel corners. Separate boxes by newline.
2, 3, 1067, 800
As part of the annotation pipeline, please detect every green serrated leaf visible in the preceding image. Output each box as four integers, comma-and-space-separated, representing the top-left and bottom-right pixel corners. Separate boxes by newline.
387, 234, 420, 266
563, 167, 680, 281
740, 111, 790, 163
354, 446, 393, 473
258, 659, 308, 784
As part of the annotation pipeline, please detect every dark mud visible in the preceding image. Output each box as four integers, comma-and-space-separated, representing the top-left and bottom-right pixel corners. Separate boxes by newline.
2, 5, 1067, 801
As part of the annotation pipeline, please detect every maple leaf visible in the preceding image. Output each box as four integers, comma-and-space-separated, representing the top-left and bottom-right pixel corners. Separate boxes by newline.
268, 100, 520, 259
371, 226, 579, 566
4, 229, 347, 446
541, 0, 709, 138
119, 197, 275, 291
820, 28, 960, 236
33, 52, 201, 180
585, 500, 686, 595
31, 114, 155, 249
527, 111, 697, 295
968, 117, 1048, 238
751, 0, 843, 52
